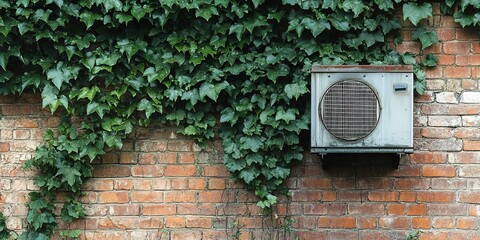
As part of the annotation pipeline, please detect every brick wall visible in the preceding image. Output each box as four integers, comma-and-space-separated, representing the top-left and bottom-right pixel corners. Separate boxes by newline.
1, 10, 480, 240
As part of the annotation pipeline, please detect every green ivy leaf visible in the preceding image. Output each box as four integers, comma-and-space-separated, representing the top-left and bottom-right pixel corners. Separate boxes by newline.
412, 26, 439, 49
284, 82, 308, 100
403, 2, 432, 26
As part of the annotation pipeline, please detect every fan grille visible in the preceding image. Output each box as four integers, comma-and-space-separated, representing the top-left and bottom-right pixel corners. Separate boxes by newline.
320, 80, 379, 141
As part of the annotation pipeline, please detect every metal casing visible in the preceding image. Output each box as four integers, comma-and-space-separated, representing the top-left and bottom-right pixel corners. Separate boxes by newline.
311, 65, 414, 154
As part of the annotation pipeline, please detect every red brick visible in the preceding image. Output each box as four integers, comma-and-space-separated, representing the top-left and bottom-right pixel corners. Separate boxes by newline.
188, 178, 206, 190
93, 165, 130, 177
114, 179, 134, 190
422, 165, 456, 177
291, 191, 322, 201
459, 191, 480, 203
97, 217, 137, 230
164, 191, 196, 203
109, 205, 140, 215
417, 191, 455, 203
335, 190, 362, 201
387, 204, 406, 215
178, 153, 195, 163
101, 153, 119, 163
464, 140, 480, 150
202, 165, 230, 177
198, 191, 228, 203
318, 217, 356, 228
431, 178, 467, 190
99, 192, 129, 203
348, 203, 384, 215
425, 67, 443, 78
420, 127, 452, 138
119, 152, 136, 164
2, 106, 33, 116
238, 217, 263, 228
454, 128, 480, 139
186, 217, 212, 228
177, 203, 216, 215
165, 216, 185, 228
357, 217, 376, 229
395, 179, 430, 190
428, 203, 467, 215
456, 217, 478, 229
167, 140, 193, 151
437, 55, 455, 65
420, 232, 450, 240
131, 191, 163, 203
131, 165, 163, 177
138, 217, 163, 229
368, 191, 399, 202
171, 178, 188, 189
164, 165, 196, 176
0, 143, 10, 152
322, 191, 337, 201
407, 204, 427, 216
298, 177, 332, 189
142, 204, 176, 215
412, 217, 431, 229
422, 104, 480, 115
304, 203, 347, 215
378, 217, 412, 229
437, 29, 455, 41
207, 179, 225, 189
443, 42, 471, 54
432, 217, 454, 228
456, 55, 480, 65
444, 66, 472, 78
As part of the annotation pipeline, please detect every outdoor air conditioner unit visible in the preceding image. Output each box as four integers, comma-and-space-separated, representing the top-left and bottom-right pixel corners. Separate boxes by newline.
311, 65, 414, 157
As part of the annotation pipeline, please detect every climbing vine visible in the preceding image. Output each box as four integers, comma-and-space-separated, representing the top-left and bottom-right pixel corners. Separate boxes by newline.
0, 0, 478, 238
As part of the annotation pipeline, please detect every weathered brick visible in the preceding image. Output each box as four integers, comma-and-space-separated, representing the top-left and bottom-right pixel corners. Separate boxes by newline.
368, 191, 399, 202
444, 66, 471, 78
348, 203, 384, 215
460, 92, 480, 103
456, 55, 480, 65
427, 116, 461, 126
407, 204, 427, 216
443, 42, 471, 54
164, 165, 196, 177
432, 217, 454, 228
455, 127, 480, 138
462, 79, 477, 90
459, 165, 480, 177
98, 192, 129, 203
412, 217, 431, 229
386, 204, 406, 215
378, 217, 412, 229
142, 204, 176, 215
318, 217, 356, 228
464, 140, 480, 151
185, 217, 212, 228
131, 191, 163, 203
431, 178, 467, 190
436, 92, 457, 103
456, 217, 478, 229
422, 165, 456, 177
410, 152, 447, 164
417, 191, 455, 202
420, 127, 452, 138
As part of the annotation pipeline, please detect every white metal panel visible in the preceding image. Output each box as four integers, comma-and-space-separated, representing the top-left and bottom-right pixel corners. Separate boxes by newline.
311, 66, 413, 154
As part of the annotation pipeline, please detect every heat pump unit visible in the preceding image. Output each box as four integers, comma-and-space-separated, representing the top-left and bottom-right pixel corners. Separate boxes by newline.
311, 65, 413, 155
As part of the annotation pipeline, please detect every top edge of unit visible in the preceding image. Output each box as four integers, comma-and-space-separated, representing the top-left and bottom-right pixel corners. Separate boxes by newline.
311, 65, 413, 73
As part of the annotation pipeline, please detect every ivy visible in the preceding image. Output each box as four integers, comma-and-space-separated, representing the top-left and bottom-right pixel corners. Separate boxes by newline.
0, 212, 11, 240
0, 0, 477, 238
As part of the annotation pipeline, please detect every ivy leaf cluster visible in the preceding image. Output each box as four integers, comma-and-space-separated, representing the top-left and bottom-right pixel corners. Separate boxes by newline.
0, 0, 477, 238
0, 212, 11, 240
